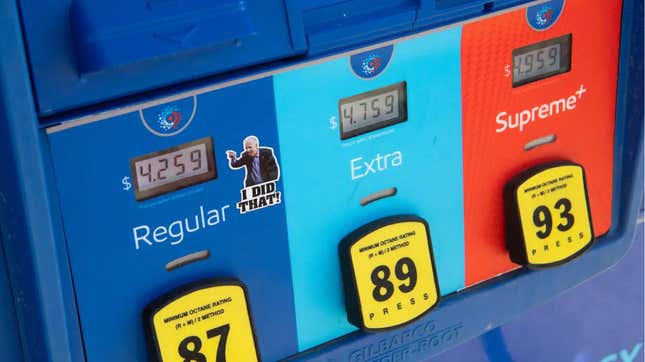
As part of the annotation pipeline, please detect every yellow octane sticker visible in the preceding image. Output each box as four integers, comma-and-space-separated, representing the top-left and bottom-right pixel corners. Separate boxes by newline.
146, 282, 259, 362
511, 163, 594, 266
340, 216, 440, 330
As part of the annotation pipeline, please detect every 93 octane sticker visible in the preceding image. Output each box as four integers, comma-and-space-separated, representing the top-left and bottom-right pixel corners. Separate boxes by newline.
143, 280, 260, 362
339, 216, 441, 331
505, 162, 595, 268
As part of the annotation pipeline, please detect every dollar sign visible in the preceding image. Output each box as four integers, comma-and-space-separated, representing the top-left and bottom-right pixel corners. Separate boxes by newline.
122, 176, 132, 191
329, 116, 338, 130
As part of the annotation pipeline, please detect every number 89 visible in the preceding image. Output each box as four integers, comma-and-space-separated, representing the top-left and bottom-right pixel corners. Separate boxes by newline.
371, 257, 417, 302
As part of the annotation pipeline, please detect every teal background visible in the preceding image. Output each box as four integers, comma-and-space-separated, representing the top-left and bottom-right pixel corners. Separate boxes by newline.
274, 27, 466, 350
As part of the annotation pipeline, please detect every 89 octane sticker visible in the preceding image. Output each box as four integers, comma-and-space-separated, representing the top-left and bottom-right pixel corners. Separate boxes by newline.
339, 215, 441, 331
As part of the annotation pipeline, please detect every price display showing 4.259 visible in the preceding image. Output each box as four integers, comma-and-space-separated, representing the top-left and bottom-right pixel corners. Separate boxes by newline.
339, 216, 441, 331
505, 162, 594, 268
130, 137, 217, 201
143, 280, 260, 362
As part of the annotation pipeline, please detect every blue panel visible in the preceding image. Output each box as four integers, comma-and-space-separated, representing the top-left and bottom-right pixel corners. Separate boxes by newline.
48, 79, 298, 361
416, 0, 532, 28
274, 27, 465, 350
302, 0, 417, 53
71, 0, 256, 73
300, 0, 536, 55
18, 0, 306, 116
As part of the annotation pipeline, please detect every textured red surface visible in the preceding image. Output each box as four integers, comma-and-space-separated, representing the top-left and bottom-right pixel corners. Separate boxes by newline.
462, 0, 622, 286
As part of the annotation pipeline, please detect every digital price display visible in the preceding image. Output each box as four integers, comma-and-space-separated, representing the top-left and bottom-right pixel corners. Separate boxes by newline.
513, 34, 572, 87
130, 137, 217, 201
339, 216, 440, 331
143, 280, 260, 362
504, 162, 594, 268
339, 82, 407, 140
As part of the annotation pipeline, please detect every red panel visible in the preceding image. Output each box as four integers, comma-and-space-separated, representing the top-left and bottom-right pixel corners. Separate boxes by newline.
462, 0, 622, 286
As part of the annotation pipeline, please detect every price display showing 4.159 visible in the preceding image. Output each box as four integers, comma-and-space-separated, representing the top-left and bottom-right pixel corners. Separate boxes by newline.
130, 137, 217, 201
338, 82, 408, 140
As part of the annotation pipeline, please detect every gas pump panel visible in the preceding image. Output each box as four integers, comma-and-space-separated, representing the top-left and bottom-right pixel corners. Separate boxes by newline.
461, 2, 618, 283
0, 0, 642, 361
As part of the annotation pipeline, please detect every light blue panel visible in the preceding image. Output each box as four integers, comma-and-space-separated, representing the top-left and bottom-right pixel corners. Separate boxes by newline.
274, 27, 465, 350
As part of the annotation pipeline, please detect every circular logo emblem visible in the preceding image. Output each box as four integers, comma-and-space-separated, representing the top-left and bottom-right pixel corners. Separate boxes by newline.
351, 45, 394, 79
526, 0, 565, 31
157, 106, 183, 131
140, 96, 197, 136
362, 54, 382, 76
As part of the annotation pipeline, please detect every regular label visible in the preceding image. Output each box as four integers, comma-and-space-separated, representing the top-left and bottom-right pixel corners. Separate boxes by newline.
143, 280, 260, 362
339, 216, 440, 331
505, 162, 594, 267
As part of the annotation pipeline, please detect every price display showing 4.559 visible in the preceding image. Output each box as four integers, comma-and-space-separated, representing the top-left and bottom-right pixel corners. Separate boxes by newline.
505, 162, 594, 268
339, 216, 440, 331
143, 280, 260, 362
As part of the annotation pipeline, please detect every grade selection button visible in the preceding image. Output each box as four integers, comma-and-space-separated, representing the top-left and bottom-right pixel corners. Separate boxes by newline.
504, 162, 594, 268
339, 215, 441, 331
143, 279, 260, 362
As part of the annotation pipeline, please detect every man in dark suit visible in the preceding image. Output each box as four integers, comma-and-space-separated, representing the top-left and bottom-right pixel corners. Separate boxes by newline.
226, 136, 279, 187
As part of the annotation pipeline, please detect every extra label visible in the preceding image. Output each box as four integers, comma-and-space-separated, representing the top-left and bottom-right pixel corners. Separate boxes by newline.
505, 162, 595, 268
339, 216, 440, 331
143, 280, 260, 362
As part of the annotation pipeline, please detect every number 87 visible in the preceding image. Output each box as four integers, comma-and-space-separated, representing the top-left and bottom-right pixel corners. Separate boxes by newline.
178, 324, 230, 362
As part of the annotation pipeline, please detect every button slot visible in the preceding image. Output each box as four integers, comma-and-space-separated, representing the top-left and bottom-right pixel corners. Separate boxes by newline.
360, 187, 397, 206
165, 250, 211, 271
525, 134, 557, 151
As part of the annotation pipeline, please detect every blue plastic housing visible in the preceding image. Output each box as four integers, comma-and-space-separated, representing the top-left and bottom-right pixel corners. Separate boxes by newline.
0, 0, 642, 361
19, 0, 307, 116
70, 1, 260, 73
19, 0, 536, 117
